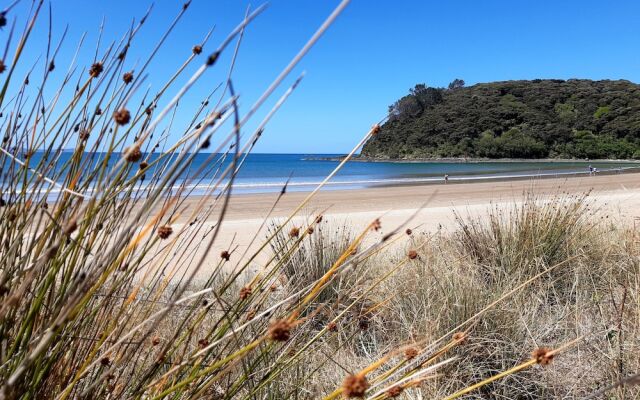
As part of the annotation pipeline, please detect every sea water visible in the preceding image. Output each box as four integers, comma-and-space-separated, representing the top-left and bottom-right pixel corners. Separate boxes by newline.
3, 151, 639, 197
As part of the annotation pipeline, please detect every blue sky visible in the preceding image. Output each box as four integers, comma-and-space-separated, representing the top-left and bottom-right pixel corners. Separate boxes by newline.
6, 1, 640, 153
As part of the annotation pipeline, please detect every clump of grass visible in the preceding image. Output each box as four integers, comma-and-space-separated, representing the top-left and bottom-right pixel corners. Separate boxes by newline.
0, 1, 387, 398
454, 192, 597, 281
269, 218, 358, 305
369, 193, 640, 398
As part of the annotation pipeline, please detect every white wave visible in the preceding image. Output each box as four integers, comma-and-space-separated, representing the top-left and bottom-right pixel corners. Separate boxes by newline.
8, 166, 639, 197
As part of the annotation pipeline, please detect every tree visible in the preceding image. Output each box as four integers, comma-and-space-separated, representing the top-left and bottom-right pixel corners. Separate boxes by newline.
414, 87, 443, 109
448, 78, 465, 90
496, 127, 547, 158
554, 102, 577, 124
388, 84, 445, 120
388, 95, 422, 120
410, 83, 428, 96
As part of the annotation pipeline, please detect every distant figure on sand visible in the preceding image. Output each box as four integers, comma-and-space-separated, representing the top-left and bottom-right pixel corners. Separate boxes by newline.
588, 165, 593, 175
444, 174, 449, 184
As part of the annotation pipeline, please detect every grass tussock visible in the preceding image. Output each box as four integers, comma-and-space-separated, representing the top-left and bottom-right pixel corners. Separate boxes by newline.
364, 193, 640, 398
0, 2, 639, 399
270, 219, 360, 305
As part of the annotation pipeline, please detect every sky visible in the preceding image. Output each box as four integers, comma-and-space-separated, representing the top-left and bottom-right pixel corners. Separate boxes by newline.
5, 0, 640, 153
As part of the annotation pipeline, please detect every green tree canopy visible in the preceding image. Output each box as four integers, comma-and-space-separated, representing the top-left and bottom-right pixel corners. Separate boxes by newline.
365, 79, 640, 159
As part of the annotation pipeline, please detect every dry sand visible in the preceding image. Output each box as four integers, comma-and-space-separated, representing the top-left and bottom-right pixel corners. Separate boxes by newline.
160, 173, 640, 281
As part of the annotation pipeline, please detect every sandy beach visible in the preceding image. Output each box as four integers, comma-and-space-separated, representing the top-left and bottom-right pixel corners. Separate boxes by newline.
165, 172, 640, 279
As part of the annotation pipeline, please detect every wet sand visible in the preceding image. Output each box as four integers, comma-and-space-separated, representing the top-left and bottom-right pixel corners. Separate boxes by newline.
201, 171, 640, 220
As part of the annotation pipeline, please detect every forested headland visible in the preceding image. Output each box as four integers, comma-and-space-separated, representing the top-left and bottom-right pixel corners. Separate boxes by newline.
361, 79, 640, 160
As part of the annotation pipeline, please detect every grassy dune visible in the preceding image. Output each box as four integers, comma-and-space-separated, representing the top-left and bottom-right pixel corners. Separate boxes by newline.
0, 2, 639, 399
260, 194, 640, 398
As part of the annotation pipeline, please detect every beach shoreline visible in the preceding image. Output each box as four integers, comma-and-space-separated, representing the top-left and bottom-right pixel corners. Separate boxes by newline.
203, 170, 640, 220
307, 155, 640, 164
161, 172, 640, 280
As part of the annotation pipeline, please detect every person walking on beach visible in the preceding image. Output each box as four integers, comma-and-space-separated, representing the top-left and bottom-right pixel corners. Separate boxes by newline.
588, 165, 593, 175
444, 174, 449, 184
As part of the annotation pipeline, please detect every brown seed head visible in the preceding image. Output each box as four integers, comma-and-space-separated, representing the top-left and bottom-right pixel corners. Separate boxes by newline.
405, 228, 412, 235
407, 250, 418, 260
125, 146, 142, 163
151, 336, 161, 346
113, 108, 131, 125
326, 321, 337, 332
246, 310, 256, 321
64, 220, 78, 236
452, 332, 467, 343
404, 347, 419, 360
306, 226, 314, 235
0, 59, 5, 74
100, 357, 111, 366
268, 319, 292, 342
289, 227, 300, 238
315, 215, 323, 224
192, 45, 203, 55
220, 250, 230, 261
269, 284, 277, 292
342, 373, 369, 398
89, 62, 104, 78
47, 244, 60, 258
239, 286, 252, 300
79, 129, 90, 141
198, 338, 209, 349
206, 51, 220, 66
532, 347, 554, 366
371, 124, 381, 135
386, 385, 403, 398
95, 107, 102, 116
123, 71, 134, 84
139, 161, 149, 170
372, 218, 381, 231
157, 225, 173, 239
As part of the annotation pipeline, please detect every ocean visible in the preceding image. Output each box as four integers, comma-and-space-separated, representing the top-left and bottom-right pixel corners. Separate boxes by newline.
4, 151, 639, 197
212, 154, 639, 193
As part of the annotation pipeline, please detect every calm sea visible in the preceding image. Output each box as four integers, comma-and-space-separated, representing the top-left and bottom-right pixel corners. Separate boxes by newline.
5, 152, 640, 196
212, 154, 639, 192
